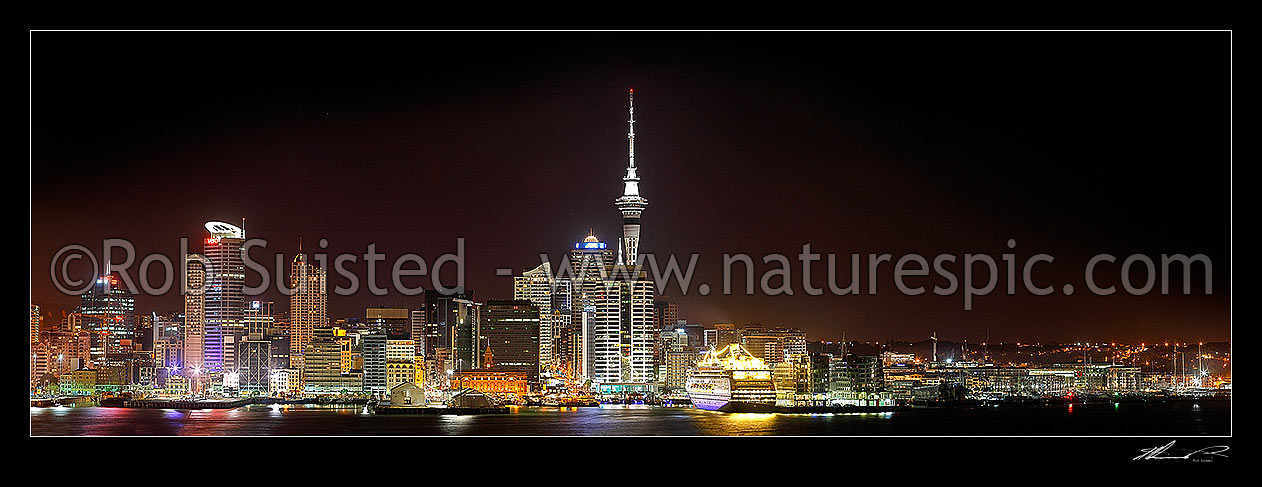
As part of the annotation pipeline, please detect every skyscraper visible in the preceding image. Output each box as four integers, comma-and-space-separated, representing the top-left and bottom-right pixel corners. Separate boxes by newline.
451, 298, 480, 372
79, 273, 136, 362
238, 300, 273, 395
409, 309, 426, 358
482, 299, 541, 386
567, 232, 611, 380
290, 250, 328, 389
591, 277, 655, 383
202, 221, 246, 374
183, 254, 207, 388
361, 328, 387, 397
153, 311, 183, 388
30, 305, 40, 347
514, 262, 554, 373
615, 89, 648, 265
550, 278, 574, 376
422, 288, 474, 369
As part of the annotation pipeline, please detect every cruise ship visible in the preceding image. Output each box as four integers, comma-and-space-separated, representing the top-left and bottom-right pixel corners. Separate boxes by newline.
685, 344, 778, 412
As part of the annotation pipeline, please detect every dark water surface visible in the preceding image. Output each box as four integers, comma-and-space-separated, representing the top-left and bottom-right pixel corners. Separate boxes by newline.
30, 400, 1229, 436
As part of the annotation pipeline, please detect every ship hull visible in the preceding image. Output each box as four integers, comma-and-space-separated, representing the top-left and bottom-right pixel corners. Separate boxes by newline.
688, 396, 780, 413
689, 395, 730, 411
718, 401, 780, 413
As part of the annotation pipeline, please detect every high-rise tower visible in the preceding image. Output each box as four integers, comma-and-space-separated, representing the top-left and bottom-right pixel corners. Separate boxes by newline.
290, 249, 328, 388
615, 89, 648, 265
514, 263, 555, 373
79, 273, 136, 361
203, 221, 246, 374
183, 254, 207, 391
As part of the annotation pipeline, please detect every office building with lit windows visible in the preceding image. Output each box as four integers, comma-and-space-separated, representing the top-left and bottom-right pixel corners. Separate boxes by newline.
202, 221, 246, 374
481, 299, 541, 387
290, 250, 328, 388
79, 273, 136, 362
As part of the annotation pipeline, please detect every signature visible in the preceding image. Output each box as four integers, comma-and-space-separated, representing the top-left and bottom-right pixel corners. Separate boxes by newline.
1134, 440, 1229, 461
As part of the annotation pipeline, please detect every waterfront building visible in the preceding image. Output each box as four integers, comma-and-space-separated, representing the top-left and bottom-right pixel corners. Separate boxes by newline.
386, 362, 417, 393
31, 344, 56, 391
389, 382, 425, 406
1027, 367, 1076, 394
1106, 366, 1142, 393
450, 370, 529, 397
34, 329, 87, 381
269, 368, 290, 396
63, 368, 98, 395
807, 352, 831, 398
164, 374, 188, 396
829, 353, 886, 405
304, 326, 361, 395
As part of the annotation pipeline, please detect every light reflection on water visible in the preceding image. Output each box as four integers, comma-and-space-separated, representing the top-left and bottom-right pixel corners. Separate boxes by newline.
30, 401, 1228, 436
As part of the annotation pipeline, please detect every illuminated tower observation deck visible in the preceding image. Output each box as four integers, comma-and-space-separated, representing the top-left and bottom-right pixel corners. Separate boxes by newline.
615, 89, 648, 265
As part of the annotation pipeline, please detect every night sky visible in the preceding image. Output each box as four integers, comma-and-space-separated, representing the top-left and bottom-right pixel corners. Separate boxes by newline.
31, 32, 1231, 343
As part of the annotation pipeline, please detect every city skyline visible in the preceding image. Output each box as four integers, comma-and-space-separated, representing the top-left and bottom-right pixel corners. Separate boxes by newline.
31, 32, 1230, 345
30, 30, 1232, 452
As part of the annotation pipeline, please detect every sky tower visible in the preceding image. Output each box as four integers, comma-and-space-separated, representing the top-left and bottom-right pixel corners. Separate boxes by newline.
615, 88, 648, 265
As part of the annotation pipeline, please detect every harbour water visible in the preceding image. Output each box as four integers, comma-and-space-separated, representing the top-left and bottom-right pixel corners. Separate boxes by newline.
31, 399, 1229, 436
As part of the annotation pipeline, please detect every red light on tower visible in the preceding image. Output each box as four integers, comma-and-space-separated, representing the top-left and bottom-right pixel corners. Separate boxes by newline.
629, 88, 633, 94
